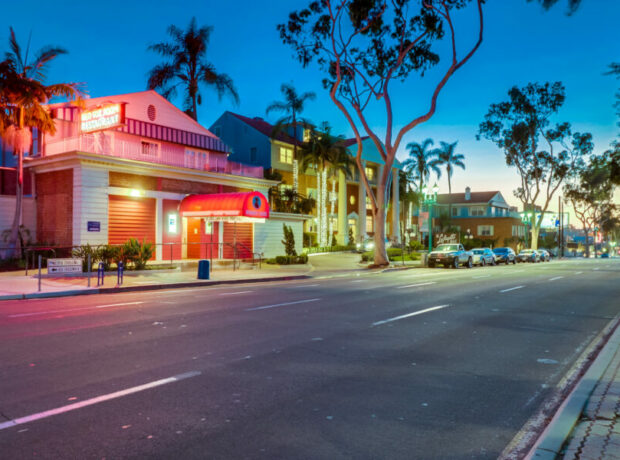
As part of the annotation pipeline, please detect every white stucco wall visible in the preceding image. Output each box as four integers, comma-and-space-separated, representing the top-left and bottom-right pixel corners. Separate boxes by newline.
73, 165, 109, 246
253, 213, 308, 258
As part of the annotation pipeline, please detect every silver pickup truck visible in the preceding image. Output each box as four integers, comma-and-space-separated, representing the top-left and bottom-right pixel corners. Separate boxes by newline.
428, 243, 474, 269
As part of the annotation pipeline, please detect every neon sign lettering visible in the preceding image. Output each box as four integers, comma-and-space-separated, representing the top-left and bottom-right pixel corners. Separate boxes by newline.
80, 103, 125, 133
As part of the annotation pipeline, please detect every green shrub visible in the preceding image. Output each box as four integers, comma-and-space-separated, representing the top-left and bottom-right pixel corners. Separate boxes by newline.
408, 240, 423, 251
273, 254, 308, 265
99, 245, 119, 270
282, 224, 297, 256
72, 243, 101, 272
118, 238, 153, 270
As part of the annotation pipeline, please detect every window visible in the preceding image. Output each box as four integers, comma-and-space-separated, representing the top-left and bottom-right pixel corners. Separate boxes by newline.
470, 206, 485, 216
306, 188, 317, 199
451, 207, 458, 216
184, 149, 195, 168
250, 147, 257, 163
477, 225, 494, 236
366, 215, 373, 233
280, 147, 293, 164
141, 140, 159, 156
303, 129, 311, 142
365, 167, 375, 181
366, 196, 372, 210
280, 184, 293, 196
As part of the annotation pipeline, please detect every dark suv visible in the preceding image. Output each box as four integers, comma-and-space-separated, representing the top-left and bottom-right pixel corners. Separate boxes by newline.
492, 247, 517, 265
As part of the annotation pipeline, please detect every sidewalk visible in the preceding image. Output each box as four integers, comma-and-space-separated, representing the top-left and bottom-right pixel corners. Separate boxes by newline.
530, 319, 620, 459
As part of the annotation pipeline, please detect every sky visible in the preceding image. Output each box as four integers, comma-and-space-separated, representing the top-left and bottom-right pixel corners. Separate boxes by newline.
1, 0, 618, 213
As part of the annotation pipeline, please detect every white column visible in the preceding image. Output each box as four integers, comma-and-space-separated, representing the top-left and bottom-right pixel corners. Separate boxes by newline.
337, 170, 347, 245
156, 197, 163, 261
392, 168, 400, 243
357, 163, 366, 242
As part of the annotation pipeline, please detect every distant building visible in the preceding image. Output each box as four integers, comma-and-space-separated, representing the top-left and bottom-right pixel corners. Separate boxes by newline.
432, 187, 527, 249
210, 112, 403, 244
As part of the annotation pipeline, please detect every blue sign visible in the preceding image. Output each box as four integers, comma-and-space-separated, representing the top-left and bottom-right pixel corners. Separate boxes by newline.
555, 219, 560, 227
87, 221, 101, 232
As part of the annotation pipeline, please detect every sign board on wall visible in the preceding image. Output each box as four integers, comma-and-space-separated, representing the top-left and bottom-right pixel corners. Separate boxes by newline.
87, 221, 101, 232
80, 103, 125, 133
48, 258, 83, 274
435, 233, 459, 245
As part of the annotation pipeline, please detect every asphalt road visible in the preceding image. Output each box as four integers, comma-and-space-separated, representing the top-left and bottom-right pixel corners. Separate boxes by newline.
0, 258, 618, 459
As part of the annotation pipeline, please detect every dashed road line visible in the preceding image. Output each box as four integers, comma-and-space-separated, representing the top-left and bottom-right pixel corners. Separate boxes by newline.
372, 305, 451, 327
548, 276, 564, 281
499, 286, 525, 293
218, 291, 254, 296
246, 298, 321, 311
8, 302, 144, 318
397, 282, 436, 289
0, 371, 201, 431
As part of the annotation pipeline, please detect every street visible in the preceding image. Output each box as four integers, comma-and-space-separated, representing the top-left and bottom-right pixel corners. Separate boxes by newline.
0, 258, 618, 459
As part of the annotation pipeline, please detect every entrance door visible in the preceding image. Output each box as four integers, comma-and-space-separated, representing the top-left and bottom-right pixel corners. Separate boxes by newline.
187, 219, 218, 259
187, 217, 202, 259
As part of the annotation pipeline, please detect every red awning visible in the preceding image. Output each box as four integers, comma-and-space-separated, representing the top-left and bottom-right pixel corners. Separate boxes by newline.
178, 191, 269, 220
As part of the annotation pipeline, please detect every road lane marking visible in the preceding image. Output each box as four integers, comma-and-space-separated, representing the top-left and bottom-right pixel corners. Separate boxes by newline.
549, 276, 564, 281
575, 271, 583, 275
372, 305, 450, 327
0, 371, 201, 431
289, 284, 320, 288
499, 286, 525, 293
8, 302, 144, 318
472, 275, 491, 279
246, 298, 321, 311
397, 282, 436, 289
218, 291, 253, 296
593, 268, 600, 271
351, 280, 364, 283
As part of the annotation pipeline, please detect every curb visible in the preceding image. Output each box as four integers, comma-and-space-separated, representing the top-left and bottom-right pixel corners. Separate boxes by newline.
0, 274, 313, 301
527, 316, 620, 459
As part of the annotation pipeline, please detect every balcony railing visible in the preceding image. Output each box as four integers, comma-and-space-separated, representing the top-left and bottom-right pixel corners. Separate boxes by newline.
42, 134, 264, 179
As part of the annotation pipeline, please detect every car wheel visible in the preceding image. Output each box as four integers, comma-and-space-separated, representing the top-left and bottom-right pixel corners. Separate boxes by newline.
480, 259, 485, 267
512, 258, 516, 265
506, 258, 510, 265
429, 262, 435, 268
492, 259, 497, 266
453, 258, 459, 269
467, 258, 473, 268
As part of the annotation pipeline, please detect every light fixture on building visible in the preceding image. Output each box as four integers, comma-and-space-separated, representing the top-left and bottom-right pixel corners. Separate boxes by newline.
129, 189, 144, 197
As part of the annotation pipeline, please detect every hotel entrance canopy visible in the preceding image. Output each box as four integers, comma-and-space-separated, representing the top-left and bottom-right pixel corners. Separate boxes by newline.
179, 191, 269, 222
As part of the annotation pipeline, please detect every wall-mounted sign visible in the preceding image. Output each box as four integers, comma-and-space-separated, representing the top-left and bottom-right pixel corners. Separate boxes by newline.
435, 233, 459, 245
80, 103, 125, 133
168, 214, 178, 234
87, 221, 101, 232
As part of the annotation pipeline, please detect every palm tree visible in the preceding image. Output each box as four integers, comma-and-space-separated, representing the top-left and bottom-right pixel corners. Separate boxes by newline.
402, 138, 441, 192
147, 17, 239, 121
266, 83, 315, 193
434, 141, 466, 218
1, 28, 81, 259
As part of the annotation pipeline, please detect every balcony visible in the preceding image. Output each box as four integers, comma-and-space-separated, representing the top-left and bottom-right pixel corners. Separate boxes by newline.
42, 134, 264, 179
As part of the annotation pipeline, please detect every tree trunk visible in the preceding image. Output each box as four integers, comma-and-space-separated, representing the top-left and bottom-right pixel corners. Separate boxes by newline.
447, 176, 452, 224
531, 225, 540, 250
329, 177, 336, 245
584, 229, 590, 258
372, 186, 389, 267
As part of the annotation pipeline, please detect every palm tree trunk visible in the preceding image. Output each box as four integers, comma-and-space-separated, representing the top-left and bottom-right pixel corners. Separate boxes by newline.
8, 108, 25, 260
292, 113, 298, 193
447, 175, 452, 223
329, 177, 336, 245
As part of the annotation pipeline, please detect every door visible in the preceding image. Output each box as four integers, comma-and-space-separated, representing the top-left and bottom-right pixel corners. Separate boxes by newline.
187, 217, 202, 259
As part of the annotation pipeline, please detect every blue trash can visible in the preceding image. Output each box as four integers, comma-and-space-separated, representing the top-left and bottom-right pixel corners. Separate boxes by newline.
197, 260, 210, 280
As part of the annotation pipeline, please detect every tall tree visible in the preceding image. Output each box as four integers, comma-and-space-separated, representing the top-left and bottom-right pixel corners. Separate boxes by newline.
278, 0, 484, 266
147, 17, 239, 121
1, 28, 81, 259
564, 155, 615, 258
478, 81, 592, 249
527, 0, 581, 14
433, 141, 465, 218
266, 83, 316, 193
402, 139, 441, 192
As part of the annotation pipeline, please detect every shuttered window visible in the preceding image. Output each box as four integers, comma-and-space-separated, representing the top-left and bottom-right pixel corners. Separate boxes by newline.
108, 195, 156, 245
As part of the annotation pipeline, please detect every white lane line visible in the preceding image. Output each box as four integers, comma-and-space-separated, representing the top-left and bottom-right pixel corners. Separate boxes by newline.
351, 280, 364, 283
549, 276, 564, 281
593, 268, 600, 271
8, 302, 144, 318
472, 275, 491, 279
397, 282, 436, 289
372, 305, 450, 327
499, 286, 525, 293
218, 291, 253, 296
246, 298, 321, 311
575, 271, 583, 275
0, 370, 200, 431
289, 284, 320, 288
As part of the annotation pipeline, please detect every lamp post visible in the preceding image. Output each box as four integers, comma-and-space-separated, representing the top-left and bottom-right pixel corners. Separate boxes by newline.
422, 183, 439, 252
521, 212, 533, 248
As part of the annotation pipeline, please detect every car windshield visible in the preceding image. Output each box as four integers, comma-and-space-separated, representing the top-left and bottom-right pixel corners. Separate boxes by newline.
436, 244, 459, 251
493, 248, 507, 253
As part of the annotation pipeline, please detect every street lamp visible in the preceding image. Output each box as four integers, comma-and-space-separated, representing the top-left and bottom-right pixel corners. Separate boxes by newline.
422, 183, 439, 252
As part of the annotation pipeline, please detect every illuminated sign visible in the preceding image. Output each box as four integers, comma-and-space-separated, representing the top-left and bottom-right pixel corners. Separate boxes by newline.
80, 103, 125, 133
168, 214, 178, 234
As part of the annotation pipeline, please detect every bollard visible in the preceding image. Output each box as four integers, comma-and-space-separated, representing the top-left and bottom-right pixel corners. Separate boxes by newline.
38, 255, 42, 292
97, 262, 105, 286
197, 260, 210, 280
117, 261, 124, 285
87, 254, 91, 288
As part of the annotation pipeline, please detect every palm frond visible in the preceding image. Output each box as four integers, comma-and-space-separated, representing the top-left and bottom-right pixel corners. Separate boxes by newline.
8, 27, 24, 72
199, 64, 239, 105
265, 101, 288, 115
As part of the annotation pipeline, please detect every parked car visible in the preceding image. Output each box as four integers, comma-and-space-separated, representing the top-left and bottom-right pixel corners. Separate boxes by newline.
356, 238, 391, 253
538, 249, 551, 262
471, 248, 496, 266
428, 244, 474, 269
517, 249, 541, 263
601, 252, 610, 258
492, 247, 517, 265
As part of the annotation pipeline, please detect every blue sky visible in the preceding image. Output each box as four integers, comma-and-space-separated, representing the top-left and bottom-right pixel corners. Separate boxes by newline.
2, 0, 618, 210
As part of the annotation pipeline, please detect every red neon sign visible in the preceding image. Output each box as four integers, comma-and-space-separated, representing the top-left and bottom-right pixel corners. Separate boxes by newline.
80, 103, 125, 133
